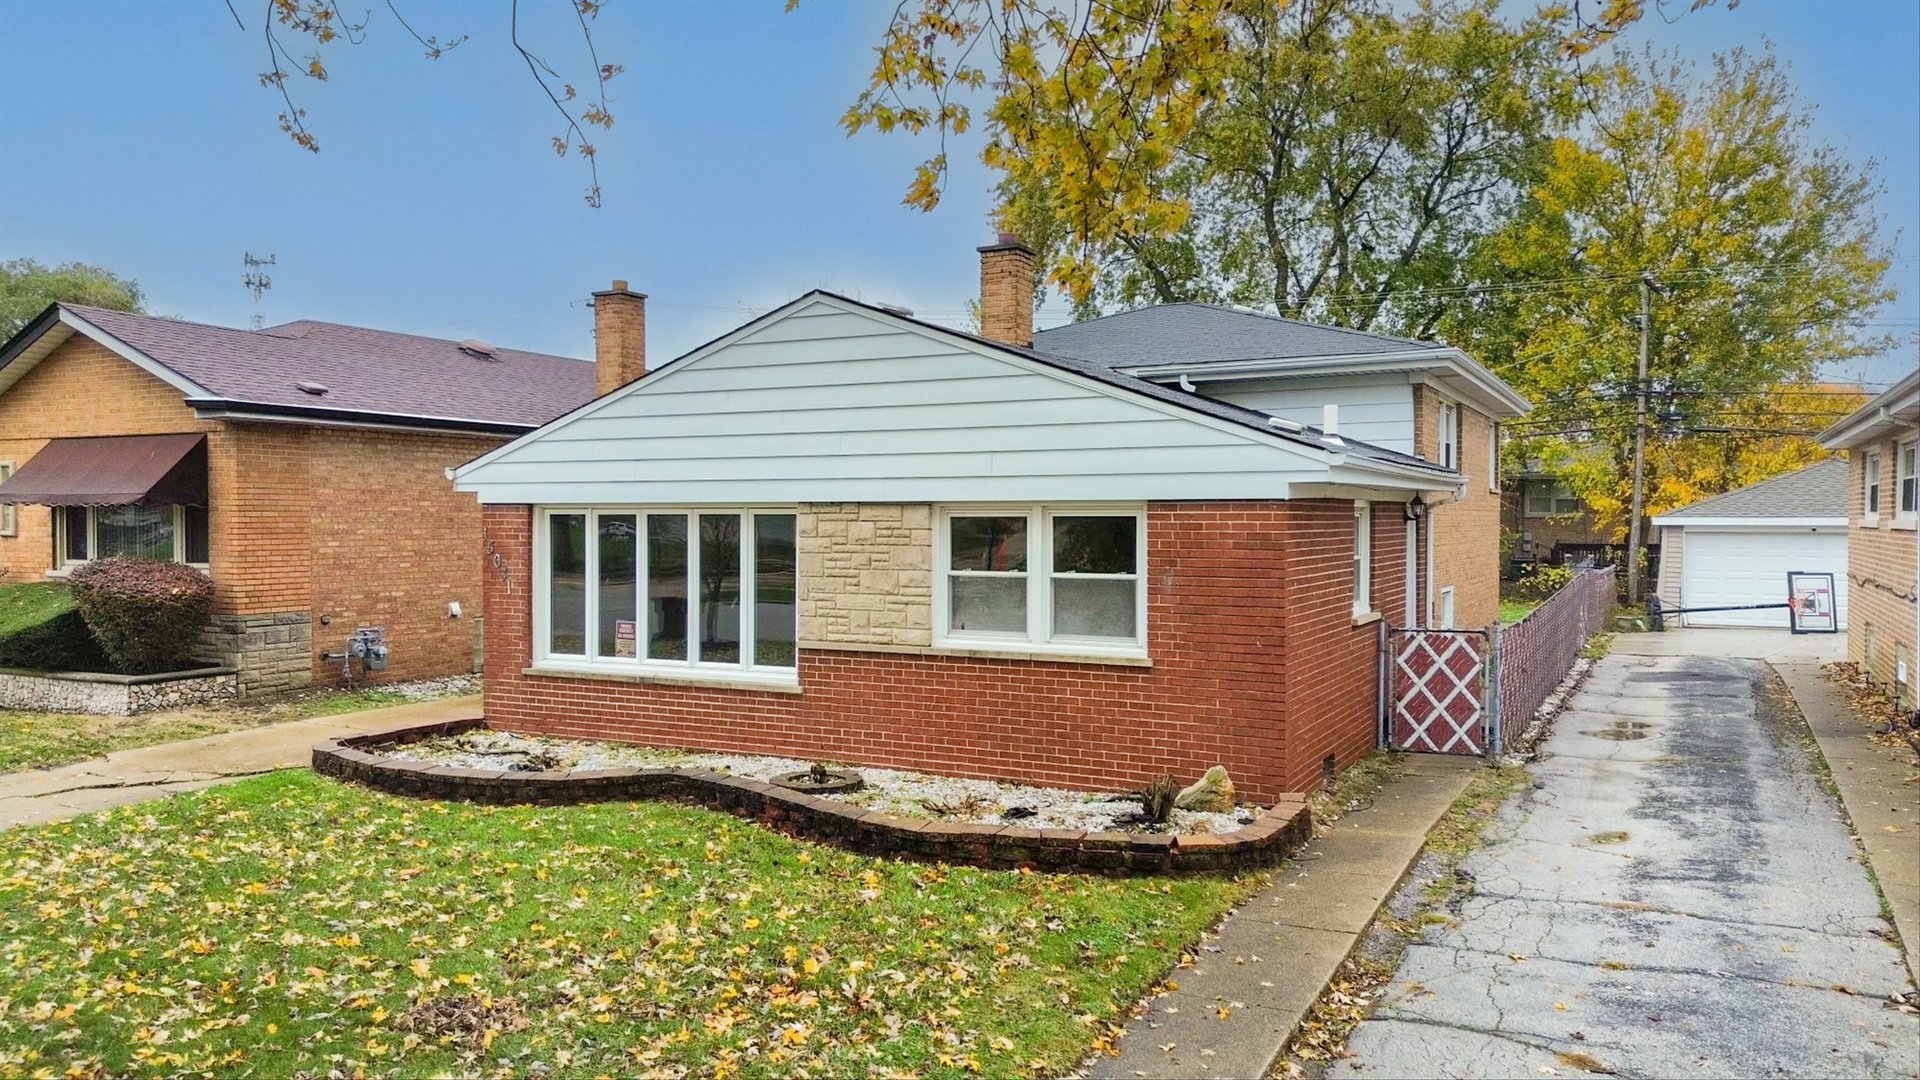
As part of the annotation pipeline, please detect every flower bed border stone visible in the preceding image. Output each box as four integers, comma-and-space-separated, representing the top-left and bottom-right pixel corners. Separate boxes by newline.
314, 719, 1313, 876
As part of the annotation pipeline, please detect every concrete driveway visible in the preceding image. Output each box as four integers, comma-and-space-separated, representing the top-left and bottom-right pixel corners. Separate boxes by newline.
1338, 634, 1917, 1079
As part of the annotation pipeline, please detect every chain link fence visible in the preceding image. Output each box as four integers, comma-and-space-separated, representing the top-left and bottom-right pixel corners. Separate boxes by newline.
1489, 567, 1617, 754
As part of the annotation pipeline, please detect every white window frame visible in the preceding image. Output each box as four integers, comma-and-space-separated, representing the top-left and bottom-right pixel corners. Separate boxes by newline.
0, 462, 13, 537
1353, 501, 1373, 618
1438, 585, 1456, 630
52, 504, 209, 572
933, 503, 1148, 660
532, 506, 799, 686
1437, 399, 1460, 471
1898, 439, 1918, 523
1863, 450, 1882, 525
1523, 480, 1583, 518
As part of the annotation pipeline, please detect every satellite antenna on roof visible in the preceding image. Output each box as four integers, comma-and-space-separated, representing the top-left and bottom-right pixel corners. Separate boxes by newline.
242, 252, 276, 330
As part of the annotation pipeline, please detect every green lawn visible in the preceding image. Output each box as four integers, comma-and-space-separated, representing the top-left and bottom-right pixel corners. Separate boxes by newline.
0, 772, 1255, 1078
1498, 598, 1541, 624
0, 688, 429, 775
0, 582, 74, 638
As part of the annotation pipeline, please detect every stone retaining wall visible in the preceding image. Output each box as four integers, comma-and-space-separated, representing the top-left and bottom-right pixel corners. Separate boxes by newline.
0, 666, 240, 716
201, 612, 314, 697
316, 720, 1314, 875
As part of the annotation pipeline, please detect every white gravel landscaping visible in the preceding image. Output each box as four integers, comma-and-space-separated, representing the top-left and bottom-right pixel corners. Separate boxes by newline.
384, 729, 1260, 835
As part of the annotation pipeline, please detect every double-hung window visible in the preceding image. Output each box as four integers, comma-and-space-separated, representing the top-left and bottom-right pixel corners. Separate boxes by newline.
1353, 502, 1372, 617
1864, 451, 1882, 523
1899, 440, 1919, 522
937, 505, 1146, 658
537, 507, 798, 682
1438, 400, 1460, 471
1523, 481, 1582, 517
0, 462, 14, 537
54, 504, 209, 568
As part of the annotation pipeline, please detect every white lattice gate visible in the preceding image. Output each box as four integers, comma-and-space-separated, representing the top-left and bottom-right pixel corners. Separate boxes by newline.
1385, 628, 1491, 755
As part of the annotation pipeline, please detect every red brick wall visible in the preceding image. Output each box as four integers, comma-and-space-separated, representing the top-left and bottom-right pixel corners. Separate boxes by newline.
480, 499, 1397, 801
307, 428, 502, 683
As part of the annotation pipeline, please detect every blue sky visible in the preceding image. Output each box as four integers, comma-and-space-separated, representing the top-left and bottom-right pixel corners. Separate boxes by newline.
0, 0, 1913, 383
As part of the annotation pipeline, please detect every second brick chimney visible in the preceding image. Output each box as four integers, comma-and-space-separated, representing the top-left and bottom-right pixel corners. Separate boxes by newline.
593, 280, 647, 395
978, 234, 1036, 348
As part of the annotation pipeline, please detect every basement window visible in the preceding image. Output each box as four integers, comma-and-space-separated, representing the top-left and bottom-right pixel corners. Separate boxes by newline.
536, 507, 797, 683
54, 504, 209, 569
935, 504, 1146, 659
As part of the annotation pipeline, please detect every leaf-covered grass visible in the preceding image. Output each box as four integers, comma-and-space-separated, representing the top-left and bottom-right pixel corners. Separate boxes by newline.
0, 687, 440, 775
0, 711, 249, 775
0, 771, 1257, 1078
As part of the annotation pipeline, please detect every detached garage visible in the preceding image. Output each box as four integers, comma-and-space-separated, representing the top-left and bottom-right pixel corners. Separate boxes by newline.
1652, 460, 1849, 629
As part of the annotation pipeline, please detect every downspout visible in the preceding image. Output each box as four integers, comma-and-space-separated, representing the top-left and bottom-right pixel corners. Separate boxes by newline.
1421, 491, 1460, 626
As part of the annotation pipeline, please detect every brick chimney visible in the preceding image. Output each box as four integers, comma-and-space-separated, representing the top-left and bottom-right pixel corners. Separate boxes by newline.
978, 234, 1035, 347
593, 280, 647, 395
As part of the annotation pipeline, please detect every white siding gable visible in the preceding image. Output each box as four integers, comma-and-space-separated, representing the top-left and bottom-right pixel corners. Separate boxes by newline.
454, 296, 1344, 505
1200, 375, 1416, 454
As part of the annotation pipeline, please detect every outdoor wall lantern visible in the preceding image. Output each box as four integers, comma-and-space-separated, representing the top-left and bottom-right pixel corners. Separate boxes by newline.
1404, 496, 1427, 522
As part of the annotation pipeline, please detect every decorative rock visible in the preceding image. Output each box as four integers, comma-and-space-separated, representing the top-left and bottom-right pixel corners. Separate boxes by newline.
1176, 765, 1236, 813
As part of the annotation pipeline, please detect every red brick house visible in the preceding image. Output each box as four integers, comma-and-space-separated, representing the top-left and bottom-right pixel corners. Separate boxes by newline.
0, 301, 601, 695
1821, 368, 1920, 713
451, 242, 1528, 799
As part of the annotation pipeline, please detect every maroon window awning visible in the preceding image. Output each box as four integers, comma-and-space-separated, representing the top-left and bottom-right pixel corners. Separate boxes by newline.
0, 433, 208, 506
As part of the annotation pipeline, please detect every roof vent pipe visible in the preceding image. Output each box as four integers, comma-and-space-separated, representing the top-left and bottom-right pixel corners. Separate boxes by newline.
1322, 404, 1340, 435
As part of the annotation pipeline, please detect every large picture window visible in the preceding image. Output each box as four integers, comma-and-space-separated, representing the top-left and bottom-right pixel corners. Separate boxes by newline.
54, 504, 209, 569
936, 505, 1146, 657
537, 507, 797, 683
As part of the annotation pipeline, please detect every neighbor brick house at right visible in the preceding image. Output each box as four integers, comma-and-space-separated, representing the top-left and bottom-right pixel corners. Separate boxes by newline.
1820, 367, 1920, 713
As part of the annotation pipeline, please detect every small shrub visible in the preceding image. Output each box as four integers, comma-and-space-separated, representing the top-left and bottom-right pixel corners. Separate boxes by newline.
67, 558, 215, 674
1515, 562, 1574, 601
0, 583, 104, 671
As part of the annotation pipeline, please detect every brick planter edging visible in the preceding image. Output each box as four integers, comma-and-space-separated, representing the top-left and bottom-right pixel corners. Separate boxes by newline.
313, 720, 1313, 875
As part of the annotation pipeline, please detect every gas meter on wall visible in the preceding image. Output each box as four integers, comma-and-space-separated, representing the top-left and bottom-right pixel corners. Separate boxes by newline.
348, 627, 388, 673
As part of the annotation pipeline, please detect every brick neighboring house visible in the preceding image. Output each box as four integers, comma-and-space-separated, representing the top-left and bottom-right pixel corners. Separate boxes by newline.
0, 300, 607, 695
1820, 369, 1920, 713
450, 240, 1530, 800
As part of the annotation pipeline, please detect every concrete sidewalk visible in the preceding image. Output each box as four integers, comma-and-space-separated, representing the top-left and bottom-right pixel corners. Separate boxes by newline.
1090, 754, 1480, 1079
1776, 662, 1920, 986
0, 695, 481, 829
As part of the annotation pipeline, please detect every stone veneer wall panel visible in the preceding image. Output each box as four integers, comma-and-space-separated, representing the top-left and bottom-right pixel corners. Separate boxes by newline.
798, 503, 934, 648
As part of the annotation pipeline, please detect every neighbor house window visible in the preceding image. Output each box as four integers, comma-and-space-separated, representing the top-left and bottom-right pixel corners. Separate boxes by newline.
1487, 426, 1500, 493
54, 504, 209, 568
1864, 451, 1882, 522
1353, 503, 1373, 617
1899, 440, 1918, 520
1438, 401, 1460, 470
937, 505, 1146, 657
0, 462, 13, 536
536, 507, 797, 682
1523, 480, 1583, 517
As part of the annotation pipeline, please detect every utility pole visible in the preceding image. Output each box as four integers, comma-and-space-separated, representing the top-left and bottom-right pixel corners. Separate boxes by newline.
1626, 275, 1652, 605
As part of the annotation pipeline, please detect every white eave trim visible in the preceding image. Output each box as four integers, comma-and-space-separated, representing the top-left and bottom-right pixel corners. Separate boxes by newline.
1121, 347, 1533, 419
1650, 516, 1848, 528
1817, 369, 1920, 449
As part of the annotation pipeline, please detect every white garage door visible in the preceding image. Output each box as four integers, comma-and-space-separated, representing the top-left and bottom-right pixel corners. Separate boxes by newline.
1679, 528, 1848, 629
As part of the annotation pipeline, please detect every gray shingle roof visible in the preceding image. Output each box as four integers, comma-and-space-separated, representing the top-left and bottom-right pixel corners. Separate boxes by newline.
63, 305, 596, 429
1657, 459, 1850, 521
1032, 302, 1439, 369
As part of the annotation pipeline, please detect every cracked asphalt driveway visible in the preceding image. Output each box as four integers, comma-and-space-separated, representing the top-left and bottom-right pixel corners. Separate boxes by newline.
1337, 649, 1919, 1079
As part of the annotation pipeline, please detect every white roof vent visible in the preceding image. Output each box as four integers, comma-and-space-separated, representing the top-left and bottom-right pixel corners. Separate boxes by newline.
1267, 415, 1306, 432
875, 303, 916, 318
459, 338, 499, 359
296, 380, 329, 396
